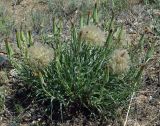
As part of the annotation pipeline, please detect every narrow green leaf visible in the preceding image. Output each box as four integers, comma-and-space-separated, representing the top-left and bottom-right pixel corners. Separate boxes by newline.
80, 12, 84, 28
105, 29, 113, 48
52, 17, 57, 35
93, 2, 98, 24
15, 30, 22, 49
87, 11, 91, 25
139, 34, 145, 51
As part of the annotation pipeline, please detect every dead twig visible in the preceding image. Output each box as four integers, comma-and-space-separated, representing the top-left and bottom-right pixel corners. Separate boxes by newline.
124, 92, 135, 126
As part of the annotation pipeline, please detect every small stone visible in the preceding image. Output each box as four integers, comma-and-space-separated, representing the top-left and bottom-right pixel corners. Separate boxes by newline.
149, 96, 153, 101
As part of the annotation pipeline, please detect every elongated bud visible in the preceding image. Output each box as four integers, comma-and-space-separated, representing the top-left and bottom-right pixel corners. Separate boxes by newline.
15, 29, 22, 49
87, 11, 92, 25
78, 31, 83, 42
108, 11, 114, 31
28, 31, 33, 46
52, 17, 57, 35
20, 30, 26, 42
105, 65, 109, 83
24, 46, 28, 59
139, 34, 145, 52
5, 39, 13, 59
117, 25, 124, 44
71, 23, 77, 41
58, 18, 63, 37
93, 2, 98, 24
80, 12, 84, 28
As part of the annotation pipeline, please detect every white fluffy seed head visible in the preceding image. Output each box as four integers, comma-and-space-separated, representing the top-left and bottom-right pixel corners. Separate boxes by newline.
28, 43, 54, 70
110, 49, 130, 74
80, 25, 106, 46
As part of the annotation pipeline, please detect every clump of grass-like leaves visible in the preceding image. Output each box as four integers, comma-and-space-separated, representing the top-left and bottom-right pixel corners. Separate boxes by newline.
5, 3, 154, 121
